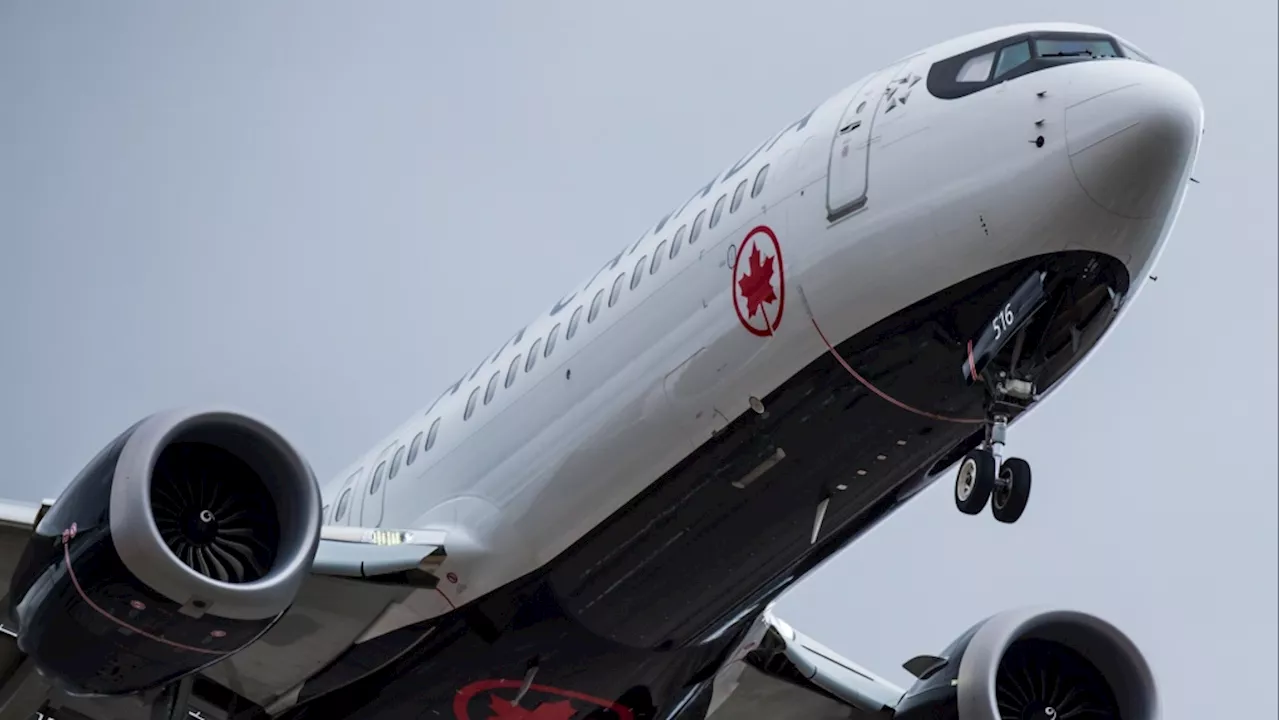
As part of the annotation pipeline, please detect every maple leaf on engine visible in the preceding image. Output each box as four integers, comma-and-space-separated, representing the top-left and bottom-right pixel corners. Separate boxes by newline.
737, 244, 777, 320
487, 696, 578, 720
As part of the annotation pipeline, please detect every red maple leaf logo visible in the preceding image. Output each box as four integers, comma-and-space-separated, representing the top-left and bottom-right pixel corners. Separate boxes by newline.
487, 696, 577, 720
737, 243, 777, 320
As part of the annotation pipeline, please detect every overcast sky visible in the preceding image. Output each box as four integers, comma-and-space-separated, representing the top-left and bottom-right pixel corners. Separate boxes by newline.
1, 3, 1275, 718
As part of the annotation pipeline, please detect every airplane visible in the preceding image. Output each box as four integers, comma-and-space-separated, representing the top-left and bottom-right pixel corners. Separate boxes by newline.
0, 21, 1200, 720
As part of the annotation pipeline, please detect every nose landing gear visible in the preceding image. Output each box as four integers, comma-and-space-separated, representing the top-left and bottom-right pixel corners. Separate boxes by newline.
954, 414, 1033, 523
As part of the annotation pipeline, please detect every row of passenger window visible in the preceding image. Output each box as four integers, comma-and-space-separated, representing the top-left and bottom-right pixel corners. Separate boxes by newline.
326, 161, 773, 525
461, 161, 770, 421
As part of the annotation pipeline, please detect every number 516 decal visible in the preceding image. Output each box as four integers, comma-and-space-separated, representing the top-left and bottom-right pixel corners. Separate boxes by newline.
960, 272, 1048, 385
991, 303, 1016, 341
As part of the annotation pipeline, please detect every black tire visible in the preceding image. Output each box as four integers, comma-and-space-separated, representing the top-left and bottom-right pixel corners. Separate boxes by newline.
992, 457, 1032, 524
954, 449, 995, 515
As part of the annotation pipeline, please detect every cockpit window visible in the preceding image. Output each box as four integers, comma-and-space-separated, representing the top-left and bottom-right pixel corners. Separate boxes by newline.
994, 41, 1032, 79
1034, 37, 1120, 59
929, 31, 1125, 100
1120, 41, 1155, 64
956, 52, 995, 82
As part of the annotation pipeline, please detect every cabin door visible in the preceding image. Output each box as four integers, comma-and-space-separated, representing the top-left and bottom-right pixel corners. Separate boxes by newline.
825, 59, 910, 222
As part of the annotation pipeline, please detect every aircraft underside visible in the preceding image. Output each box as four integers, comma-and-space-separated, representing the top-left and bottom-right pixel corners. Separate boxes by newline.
0, 17, 1208, 720
8, 250, 1136, 720
216, 249, 1132, 720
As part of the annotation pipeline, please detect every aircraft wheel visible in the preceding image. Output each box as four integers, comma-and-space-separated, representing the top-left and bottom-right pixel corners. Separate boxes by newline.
954, 449, 995, 515
991, 458, 1032, 524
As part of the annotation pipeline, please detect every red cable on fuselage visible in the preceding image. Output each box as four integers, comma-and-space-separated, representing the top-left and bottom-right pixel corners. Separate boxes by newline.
805, 310, 985, 426
61, 529, 241, 656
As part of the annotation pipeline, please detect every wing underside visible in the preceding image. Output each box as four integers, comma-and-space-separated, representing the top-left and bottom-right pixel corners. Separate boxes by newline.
0, 501, 451, 720
0, 498, 903, 720
706, 607, 904, 720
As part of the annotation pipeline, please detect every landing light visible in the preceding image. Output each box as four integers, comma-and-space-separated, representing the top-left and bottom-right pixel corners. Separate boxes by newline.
370, 530, 408, 546
320, 526, 445, 547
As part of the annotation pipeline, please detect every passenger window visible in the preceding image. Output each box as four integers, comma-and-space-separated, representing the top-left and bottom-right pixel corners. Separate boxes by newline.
588, 290, 605, 323
730, 179, 748, 213
630, 256, 646, 290
670, 225, 686, 259
369, 461, 387, 495
609, 273, 625, 307
545, 323, 561, 356
388, 446, 406, 479
994, 41, 1032, 78
710, 195, 727, 228
651, 241, 666, 274
484, 371, 500, 405
336, 488, 352, 520
956, 51, 995, 82
569, 304, 586, 336
526, 338, 542, 371
426, 417, 441, 450
506, 354, 521, 388
464, 387, 480, 420
407, 431, 424, 465
690, 209, 707, 244
751, 165, 769, 198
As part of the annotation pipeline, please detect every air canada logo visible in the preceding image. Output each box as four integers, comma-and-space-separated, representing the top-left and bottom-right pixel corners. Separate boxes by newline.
454, 679, 635, 720
732, 225, 785, 337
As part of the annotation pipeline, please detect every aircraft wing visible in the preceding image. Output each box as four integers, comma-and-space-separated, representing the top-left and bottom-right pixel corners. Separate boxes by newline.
704, 606, 904, 720
0, 500, 47, 621
0, 498, 453, 720
0, 497, 895, 720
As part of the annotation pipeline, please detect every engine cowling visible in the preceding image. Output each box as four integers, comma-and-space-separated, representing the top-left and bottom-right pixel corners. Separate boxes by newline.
8, 408, 322, 697
893, 608, 1157, 720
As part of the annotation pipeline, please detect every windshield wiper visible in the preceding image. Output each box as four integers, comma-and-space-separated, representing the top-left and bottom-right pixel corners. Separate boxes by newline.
1041, 50, 1095, 58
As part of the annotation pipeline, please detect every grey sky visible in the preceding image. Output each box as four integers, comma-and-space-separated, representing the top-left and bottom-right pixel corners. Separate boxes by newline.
1, 3, 1275, 718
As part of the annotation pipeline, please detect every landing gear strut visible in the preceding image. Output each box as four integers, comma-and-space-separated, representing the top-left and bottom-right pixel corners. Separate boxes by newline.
954, 414, 1032, 523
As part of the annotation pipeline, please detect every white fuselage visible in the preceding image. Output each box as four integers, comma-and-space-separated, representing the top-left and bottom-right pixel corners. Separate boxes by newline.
318, 22, 1202, 622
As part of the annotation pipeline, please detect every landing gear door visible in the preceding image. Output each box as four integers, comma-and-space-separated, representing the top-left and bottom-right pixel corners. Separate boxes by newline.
825, 60, 908, 222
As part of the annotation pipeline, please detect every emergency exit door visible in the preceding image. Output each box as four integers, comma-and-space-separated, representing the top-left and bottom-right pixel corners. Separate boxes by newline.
359, 441, 398, 526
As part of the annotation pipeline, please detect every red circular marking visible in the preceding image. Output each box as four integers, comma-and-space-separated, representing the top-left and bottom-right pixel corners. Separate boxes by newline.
453, 679, 634, 720
731, 225, 785, 337
210, 630, 227, 638
446, 572, 459, 584
129, 600, 146, 611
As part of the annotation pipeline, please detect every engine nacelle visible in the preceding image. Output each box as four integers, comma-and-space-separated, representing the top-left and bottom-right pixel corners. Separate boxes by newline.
8, 408, 322, 697
894, 607, 1157, 720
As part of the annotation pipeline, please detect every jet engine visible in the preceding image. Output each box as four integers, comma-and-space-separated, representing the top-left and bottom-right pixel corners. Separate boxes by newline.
893, 608, 1157, 720
7, 408, 322, 697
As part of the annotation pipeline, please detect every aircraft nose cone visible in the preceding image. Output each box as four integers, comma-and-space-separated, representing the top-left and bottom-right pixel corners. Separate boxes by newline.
1065, 72, 1203, 219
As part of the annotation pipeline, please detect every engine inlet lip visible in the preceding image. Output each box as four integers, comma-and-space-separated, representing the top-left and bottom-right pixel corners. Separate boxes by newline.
108, 408, 322, 621
956, 607, 1159, 720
